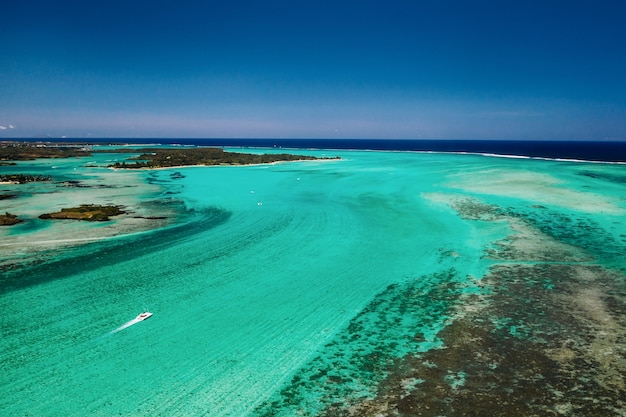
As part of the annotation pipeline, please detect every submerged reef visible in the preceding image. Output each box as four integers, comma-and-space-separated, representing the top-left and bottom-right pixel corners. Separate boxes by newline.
345, 199, 625, 416
253, 269, 469, 417
343, 262, 626, 417
253, 197, 626, 417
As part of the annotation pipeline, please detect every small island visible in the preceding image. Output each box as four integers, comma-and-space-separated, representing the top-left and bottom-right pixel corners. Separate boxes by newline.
39, 204, 125, 222
1, 174, 51, 184
1, 143, 339, 226
0, 142, 92, 161
106, 147, 339, 169
1, 141, 340, 169
0, 212, 22, 226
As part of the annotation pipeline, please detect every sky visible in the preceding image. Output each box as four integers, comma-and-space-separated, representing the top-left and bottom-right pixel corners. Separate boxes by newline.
1, 0, 625, 140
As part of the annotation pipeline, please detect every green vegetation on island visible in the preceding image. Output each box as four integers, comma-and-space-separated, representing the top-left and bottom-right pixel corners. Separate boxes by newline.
0, 142, 92, 161
0, 142, 338, 226
106, 147, 338, 169
0, 212, 22, 226
1, 174, 51, 184
39, 204, 125, 222
1, 141, 340, 168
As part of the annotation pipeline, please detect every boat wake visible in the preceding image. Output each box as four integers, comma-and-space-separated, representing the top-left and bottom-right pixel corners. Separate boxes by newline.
110, 312, 152, 334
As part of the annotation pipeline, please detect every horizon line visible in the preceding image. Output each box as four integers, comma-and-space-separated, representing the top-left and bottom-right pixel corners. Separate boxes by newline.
3, 137, 626, 143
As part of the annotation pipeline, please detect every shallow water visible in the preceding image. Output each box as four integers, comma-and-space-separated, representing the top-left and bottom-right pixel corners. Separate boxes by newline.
1, 148, 625, 416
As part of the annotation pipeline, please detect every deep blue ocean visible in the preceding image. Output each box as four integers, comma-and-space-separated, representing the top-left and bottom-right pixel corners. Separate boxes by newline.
38, 138, 626, 162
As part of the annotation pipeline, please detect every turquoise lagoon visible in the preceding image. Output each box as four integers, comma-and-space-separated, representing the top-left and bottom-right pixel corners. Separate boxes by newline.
1, 147, 625, 416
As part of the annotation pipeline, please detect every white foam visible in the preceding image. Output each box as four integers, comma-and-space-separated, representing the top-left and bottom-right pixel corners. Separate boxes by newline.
110, 318, 143, 333
478, 152, 531, 159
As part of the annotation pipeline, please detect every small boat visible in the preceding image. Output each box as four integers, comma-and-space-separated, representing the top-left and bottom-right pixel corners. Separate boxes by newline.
136, 312, 153, 321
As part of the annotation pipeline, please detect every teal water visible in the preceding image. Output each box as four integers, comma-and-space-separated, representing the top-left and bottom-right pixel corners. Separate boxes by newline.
1, 149, 625, 416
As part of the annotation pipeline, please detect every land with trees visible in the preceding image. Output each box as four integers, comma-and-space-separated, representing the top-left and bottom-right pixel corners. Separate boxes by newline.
1, 141, 339, 169
106, 147, 338, 169
0, 212, 22, 226
1, 142, 338, 226
39, 204, 125, 221
0, 174, 51, 184
0, 142, 91, 160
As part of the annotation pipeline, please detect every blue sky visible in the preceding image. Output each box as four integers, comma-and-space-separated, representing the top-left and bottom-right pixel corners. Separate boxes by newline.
1, 0, 625, 140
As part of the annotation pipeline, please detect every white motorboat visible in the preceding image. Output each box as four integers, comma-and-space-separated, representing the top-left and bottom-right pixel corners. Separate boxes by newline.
110, 311, 153, 333
136, 312, 153, 321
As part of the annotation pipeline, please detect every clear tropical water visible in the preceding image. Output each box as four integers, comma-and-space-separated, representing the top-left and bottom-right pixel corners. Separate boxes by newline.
1, 146, 625, 416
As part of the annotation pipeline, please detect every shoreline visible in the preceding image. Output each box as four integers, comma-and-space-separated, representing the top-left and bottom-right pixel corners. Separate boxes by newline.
108, 157, 342, 171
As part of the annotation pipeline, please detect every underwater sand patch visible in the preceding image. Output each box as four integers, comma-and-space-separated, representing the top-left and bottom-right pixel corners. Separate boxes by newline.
439, 195, 591, 263
447, 169, 625, 215
488, 217, 592, 263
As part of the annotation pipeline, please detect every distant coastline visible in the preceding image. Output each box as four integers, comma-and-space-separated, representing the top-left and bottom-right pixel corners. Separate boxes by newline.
0, 142, 340, 229
6, 138, 626, 163
0, 141, 340, 169
104, 147, 339, 169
